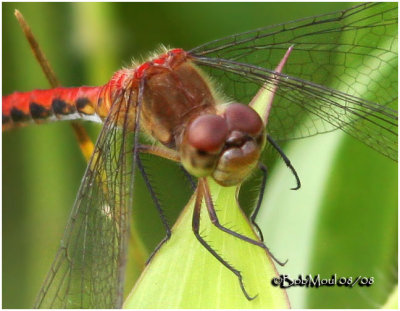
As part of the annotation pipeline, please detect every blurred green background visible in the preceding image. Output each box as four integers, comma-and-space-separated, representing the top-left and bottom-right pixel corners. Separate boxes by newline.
2, 2, 397, 308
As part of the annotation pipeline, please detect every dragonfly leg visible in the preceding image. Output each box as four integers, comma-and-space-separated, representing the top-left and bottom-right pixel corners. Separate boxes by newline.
249, 162, 268, 242
267, 134, 301, 190
138, 144, 180, 162
180, 166, 197, 191
202, 178, 287, 267
138, 143, 196, 190
193, 179, 256, 301
136, 151, 172, 265
132, 79, 172, 265
137, 144, 196, 190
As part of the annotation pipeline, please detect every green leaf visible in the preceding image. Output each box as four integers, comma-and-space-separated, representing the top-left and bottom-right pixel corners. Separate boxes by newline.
257, 3, 397, 308
124, 33, 292, 307
124, 178, 289, 308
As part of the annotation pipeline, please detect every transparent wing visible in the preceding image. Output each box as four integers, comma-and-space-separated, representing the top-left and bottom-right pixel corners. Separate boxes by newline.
34, 88, 137, 308
190, 2, 398, 160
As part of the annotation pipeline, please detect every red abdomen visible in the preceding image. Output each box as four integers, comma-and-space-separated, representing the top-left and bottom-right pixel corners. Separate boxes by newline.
2, 86, 104, 130
2, 48, 193, 135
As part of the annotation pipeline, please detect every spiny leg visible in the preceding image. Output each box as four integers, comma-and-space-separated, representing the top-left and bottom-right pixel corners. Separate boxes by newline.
250, 162, 268, 242
136, 144, 189, 263
132, 78, 173, 265
252, 142, 300, 240
252, 136, 300, 240
128, 77, 151, 271
137, 144, 195, 191
136, 153, 172, 264
202, 178, 287, 267
180, 166, 197, 191
267, 135, 301, 190
192, 178, 256, 301
138, 144, 180, 163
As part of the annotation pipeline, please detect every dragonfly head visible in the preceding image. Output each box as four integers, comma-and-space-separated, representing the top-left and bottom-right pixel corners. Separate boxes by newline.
180, 103, 265, 186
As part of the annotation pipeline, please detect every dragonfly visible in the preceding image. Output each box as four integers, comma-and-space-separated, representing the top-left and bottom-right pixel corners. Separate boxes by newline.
3, 2, 397, 308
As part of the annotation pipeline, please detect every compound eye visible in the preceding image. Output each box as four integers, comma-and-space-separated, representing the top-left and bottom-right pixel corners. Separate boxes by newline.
187, 114, 228, 152
224, 103, 263, 136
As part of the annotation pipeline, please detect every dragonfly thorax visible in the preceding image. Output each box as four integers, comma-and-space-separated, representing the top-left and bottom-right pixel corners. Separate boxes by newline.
132, 50, 266, 186
180, 103, 265, 186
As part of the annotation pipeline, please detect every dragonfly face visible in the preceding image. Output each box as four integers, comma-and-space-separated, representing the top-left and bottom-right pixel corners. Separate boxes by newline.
180, 103, 265, 186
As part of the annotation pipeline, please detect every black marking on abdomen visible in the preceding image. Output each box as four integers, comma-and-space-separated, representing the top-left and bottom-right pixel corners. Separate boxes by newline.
2, 115, 11, 125
30, 102, 51, 119
52, 98, 75, 115
10, 107, 30, 122
76, 97, 95, 115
